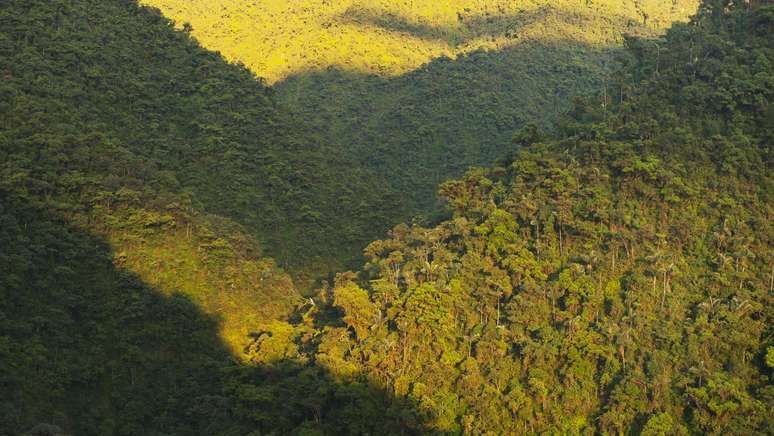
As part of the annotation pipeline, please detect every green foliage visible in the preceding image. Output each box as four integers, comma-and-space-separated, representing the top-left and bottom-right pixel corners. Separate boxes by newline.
641, 412, 686, 436
141, 0, 699, 83
2, 0, 773, 434
0, 0, 405, 279
273, 3, 773, 433
0, 195, 425, 435
0, 196, 233, 434
0, 0, 417, 433
145, 0, 700, 222
333, 275, 379, 340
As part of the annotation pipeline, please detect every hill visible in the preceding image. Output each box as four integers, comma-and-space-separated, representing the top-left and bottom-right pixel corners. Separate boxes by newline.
1, 0, 772, 435
0, 0, 417, 296
142, 0, 701, 211
139, 0, 699, 83
1, 0, 408, 282
253, 3, 774, 433
0, 0, 416, 433
0, 192, 425, 435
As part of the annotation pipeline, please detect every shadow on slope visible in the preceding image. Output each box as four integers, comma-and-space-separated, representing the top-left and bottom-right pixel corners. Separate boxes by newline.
268, 2, 696, 215
276, 39, 621, 211
0, 0, 406, 279
272, 2, 678, 214
0, 192, 428, 435
334, 3, 651, 47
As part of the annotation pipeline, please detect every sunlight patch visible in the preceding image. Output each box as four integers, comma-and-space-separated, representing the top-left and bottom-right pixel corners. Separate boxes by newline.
139, 0, 699, 84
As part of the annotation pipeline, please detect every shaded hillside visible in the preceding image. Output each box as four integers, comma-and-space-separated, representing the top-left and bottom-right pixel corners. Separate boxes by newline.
0, 193, 237, 435
0, 0, 301, 354
262, 3, 774, 433
0, 194, 426, 435
0, 0, 405, 279
0, 3, 425, 428
143, 0, 700, 214
2, 0, 772, 435
277, 41, 619, 211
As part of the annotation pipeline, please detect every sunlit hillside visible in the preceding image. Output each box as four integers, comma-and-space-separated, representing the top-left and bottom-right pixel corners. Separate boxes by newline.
2, 0, 772, 434
141, 0, 702, 219
141, 0, 699, 83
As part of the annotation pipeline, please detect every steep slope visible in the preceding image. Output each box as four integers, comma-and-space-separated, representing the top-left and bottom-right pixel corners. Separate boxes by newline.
0, 194, 425, 435
2, 0, 772, 435
256, 3, 774, 433
139, 0, 699, 83
0, 0, 304, 354
277, 42, 619, 211
0, 0, 405, 280
0, 194, 237, 434
0, 0, 421, 433
142, 0, 700, 212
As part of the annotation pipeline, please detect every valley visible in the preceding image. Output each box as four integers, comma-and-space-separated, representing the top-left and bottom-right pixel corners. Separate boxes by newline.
0, 1, 771, 435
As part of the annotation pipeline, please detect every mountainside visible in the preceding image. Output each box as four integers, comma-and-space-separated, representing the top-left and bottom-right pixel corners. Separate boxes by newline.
1, 0, 772, 435
1, 192, 420, 434
1, 0, 406, 280
139, 0, 699, 83
246, 3, 774, 434
142, 0, 700, 211
0, 0, 414, 432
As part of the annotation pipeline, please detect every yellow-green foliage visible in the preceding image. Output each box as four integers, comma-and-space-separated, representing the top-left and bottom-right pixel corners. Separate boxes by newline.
142, 0, 699, 83
101, 213, 298, 353
140, 0, 702, 221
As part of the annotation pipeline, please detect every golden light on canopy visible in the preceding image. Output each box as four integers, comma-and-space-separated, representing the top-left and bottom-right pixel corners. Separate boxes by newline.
140, 0, 699, 84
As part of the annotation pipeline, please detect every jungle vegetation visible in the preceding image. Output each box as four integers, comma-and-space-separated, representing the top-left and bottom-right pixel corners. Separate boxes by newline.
1, 0, 772, 435
143, 0, 702, 213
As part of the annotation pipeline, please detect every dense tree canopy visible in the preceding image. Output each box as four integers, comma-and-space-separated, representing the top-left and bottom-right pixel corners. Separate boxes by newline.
0, 0, 406, 280
141, 0, 699, 83
1, 0, 772, 435
145, 0, 702, 215
259, 3, 773, 434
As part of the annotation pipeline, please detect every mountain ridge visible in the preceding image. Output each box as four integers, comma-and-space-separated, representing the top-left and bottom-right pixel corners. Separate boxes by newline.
143, 0, 702, 218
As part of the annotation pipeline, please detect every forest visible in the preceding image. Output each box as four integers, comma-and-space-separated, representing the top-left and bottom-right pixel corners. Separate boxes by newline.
0, 0, 772, 435
143, 0, 701, 214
